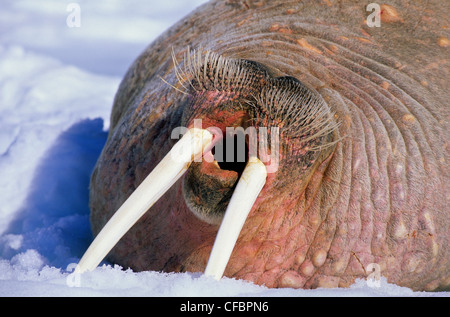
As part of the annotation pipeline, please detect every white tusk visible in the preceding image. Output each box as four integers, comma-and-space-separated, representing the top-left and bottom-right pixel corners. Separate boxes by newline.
204, 156, 267, 280
75, 128, 213, 274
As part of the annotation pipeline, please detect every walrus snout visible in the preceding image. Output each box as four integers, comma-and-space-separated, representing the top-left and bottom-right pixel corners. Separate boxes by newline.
77, 49, 338, 279
178, 48, 338, 226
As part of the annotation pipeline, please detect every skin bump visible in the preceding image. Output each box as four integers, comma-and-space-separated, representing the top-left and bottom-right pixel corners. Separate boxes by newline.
279, 270, 304, 288
312, 249, 327, 267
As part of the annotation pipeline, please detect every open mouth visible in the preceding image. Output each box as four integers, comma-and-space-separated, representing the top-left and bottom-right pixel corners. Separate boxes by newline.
75, 128, 267, 281
182, 127, 252, 225
213, 132, 249, 176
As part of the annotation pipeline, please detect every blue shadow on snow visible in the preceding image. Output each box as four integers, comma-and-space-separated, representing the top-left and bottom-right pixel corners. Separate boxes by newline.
2, 118, 108, 268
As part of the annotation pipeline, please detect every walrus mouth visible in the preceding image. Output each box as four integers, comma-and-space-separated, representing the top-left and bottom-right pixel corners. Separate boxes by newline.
76, 127, 267, 280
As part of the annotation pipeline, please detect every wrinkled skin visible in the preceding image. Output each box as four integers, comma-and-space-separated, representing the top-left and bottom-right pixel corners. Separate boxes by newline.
90, 0, 449, 290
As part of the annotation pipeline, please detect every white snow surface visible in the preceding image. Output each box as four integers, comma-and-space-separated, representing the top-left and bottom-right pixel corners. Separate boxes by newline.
0, 0, 447, 297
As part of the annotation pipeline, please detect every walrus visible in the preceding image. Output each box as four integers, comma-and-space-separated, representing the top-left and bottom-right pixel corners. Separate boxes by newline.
76, 0, 449, 291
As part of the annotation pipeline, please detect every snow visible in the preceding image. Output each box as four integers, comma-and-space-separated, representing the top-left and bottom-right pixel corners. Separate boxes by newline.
0, 0, 447, 297
0, 250, 436, 297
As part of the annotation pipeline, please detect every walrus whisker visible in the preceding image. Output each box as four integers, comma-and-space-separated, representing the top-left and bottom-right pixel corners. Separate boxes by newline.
194, 48, 204, 89
255, 81, 339, 146
182, 48, 266, 93
214, 53, 222, 88
177, 47, 340, 155
170, 47, 192, 93
158, 75, 189, 95
171, 48, 184, 84
204, 156, 267, 280
75, 128, 213, 273
308, 136, 343, 152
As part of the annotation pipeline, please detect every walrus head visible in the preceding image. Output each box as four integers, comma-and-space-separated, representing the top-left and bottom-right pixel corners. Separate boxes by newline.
74, 0, 449, 291
75, 48, 340, 281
